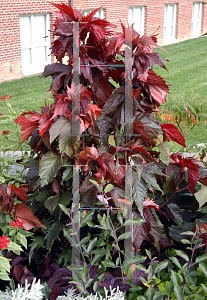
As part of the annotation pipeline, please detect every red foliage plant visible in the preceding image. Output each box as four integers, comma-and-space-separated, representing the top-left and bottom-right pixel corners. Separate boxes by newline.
16, 3, 207, 250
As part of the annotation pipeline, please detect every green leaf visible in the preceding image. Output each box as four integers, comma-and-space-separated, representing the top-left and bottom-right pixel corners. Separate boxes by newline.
174, 286, 184, 300
45, 222, 60, 250
145, 249, 151, 260
90, 254, 103, 265
89, 179, 100, 190
117, 231, 132, 241
196, 253, 207, 263
154, 260, 168, 274
102, 259, 116, 268
124, 217, 146, 226
170, 257, 182, 270
80, 235, 91, 246
17, 233, 27, 249
181, 239, 192, 244
136, 297, 146, 300
174, 249, 189, 262
0, 269, 10, 281
80, 210, 94, 228
171, 270, 182, 286
157, 141, 170, 165
166, 280, 174, 298
86, 222, 95, 227
39, 151, 65, 186
112, 243, 120, 251
153, 292, 166, 300
199, 263, 207, 277
195, 184, 207, 208
7, 241, 23, 255
62, 167, 72, 181
117, 210, 123, 225
104, 184, 114, 193
81, 264, 89, 283
87, 238, 98, 252
91, 248, 108, 256
0, 256, 11, 272
59, 203, 70, 217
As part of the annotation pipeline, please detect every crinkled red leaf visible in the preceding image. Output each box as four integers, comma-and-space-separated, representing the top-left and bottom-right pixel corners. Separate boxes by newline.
14, 203, 47, 231
143, 198, 169, 220
52, 3, 82, 21
52, 96, 71, 120
146, 70, 170, 106
161, 123, 186, 147
20, 114, 42, 145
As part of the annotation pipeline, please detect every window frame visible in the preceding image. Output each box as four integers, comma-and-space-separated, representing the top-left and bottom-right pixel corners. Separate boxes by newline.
19, 13, 50, 76
163, 4, 177, 45
128, 6, 145, 36
191, 2, 203, 38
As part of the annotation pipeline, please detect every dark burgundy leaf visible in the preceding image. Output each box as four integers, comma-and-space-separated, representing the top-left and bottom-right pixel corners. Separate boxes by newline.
131, 269, 148, 286
133, 209, 152, 250
41, 63, 72, 79
89, 265, 99, 279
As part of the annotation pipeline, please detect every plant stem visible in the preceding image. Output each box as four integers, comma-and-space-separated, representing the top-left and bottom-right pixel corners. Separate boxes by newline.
108, 214, 124, 283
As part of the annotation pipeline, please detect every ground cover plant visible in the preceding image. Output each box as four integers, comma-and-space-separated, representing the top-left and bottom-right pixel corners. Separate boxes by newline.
1, 3, 207, 299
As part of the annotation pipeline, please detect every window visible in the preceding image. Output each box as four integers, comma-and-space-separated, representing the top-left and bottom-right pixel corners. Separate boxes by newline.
128, 6, 145, 36
163, 4, 177, 44
84, 9, 104, 19
19, 14, 50, 76
192, 2, 202, 38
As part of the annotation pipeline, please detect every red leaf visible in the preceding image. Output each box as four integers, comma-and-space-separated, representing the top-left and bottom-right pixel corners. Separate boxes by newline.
161, 123, 186, 147
143, 198, 169, 220
52, 96, 71, 120
52, 178, 60, 195
14, 204, 47, 231
168, 153, 200, 194
15, 187, 27, 203
52, 3, 82, 21
133, 120, 156, 147
20, 113, 41, 145
146, 71, 170, 106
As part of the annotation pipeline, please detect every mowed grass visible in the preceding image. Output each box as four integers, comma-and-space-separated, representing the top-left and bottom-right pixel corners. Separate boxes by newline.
153, 36, 207, 149
0, 36, 207, 151
0, 75, 52, 149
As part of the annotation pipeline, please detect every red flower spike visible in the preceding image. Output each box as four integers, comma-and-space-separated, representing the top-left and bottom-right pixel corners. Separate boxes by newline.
0, 113, 3, 116
2, 130, 11, 135
0, 236, 10, 250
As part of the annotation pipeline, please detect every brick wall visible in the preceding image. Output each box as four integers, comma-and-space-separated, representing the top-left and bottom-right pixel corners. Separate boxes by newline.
0, 0, 62, 82
0, 0, 207, 82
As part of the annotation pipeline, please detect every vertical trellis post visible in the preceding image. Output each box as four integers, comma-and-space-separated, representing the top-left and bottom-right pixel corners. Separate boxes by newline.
72, 21, 80, 279
71, 20, 134, 279
124, 23, 133, 275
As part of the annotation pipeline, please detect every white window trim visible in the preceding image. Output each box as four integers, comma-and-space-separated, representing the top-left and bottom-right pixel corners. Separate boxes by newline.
128, 6, 145, 36
84, 9, 104, 19
163, 4, 178, 45
20, 14, 50, 76
191, 2, 202, 38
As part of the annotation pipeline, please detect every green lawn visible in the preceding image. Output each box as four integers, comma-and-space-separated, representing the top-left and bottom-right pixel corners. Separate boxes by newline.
0, 36, 207, 151
153, 36, 207, 149
0, 75, 52, 150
